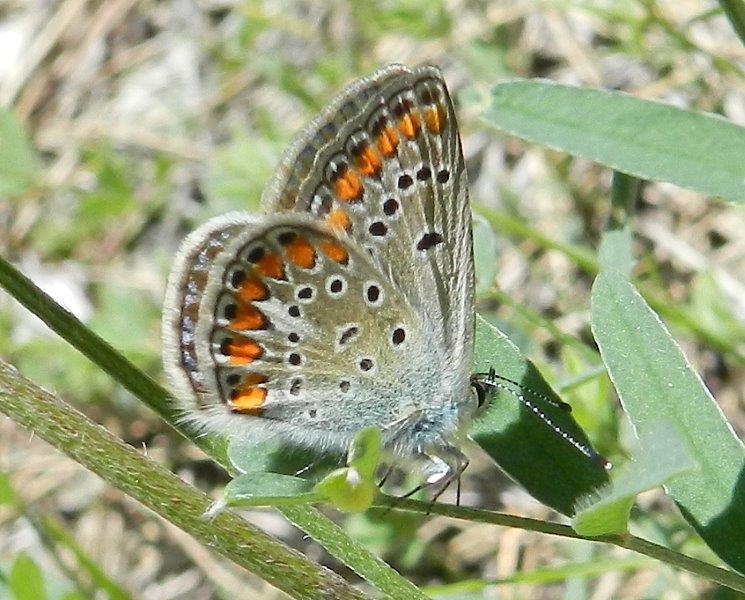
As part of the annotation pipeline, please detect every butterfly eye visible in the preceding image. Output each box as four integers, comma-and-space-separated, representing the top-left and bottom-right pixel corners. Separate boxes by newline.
470, 375, 496, 410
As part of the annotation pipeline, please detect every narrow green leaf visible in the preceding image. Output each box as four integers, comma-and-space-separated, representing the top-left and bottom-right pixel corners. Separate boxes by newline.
591, 272, 745, 572
40, 516, 133, 600
0, 472, 19, 507
223, 472, 319, 507
280, 505, 430, 600
471, 315, 609, 515
9, 554, 46, 600
573, 423, 697, 536
598, 172, 638, 278
0, 110, 39, 199
483, 81, 745, 203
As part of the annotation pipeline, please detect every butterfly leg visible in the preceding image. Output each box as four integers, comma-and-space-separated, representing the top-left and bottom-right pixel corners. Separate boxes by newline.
376, 464, 395, 489
418, 445, 469, 502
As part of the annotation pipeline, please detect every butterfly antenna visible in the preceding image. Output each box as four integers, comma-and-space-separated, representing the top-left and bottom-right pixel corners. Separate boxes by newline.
486, 371, 572, 412
477, 371, 611, 470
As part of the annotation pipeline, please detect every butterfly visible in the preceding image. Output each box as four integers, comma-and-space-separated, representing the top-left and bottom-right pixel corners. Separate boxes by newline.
162, 64, 496, 494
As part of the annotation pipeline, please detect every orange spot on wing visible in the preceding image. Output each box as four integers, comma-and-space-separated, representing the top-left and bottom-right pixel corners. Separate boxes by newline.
327, 209, 351, 233
231, 385, 267, 414
237, 278, 269, 302
225, 338, 263, 365
398, 112, 420, 139
333, 170, 363, 202
286, 237, 316, 269
424, 105, 446, 134
320, 240, 349, 265
356, 146, 382, 178
376, 127, 399, 157
231, 304, 267, 330
255, 253, 285, 280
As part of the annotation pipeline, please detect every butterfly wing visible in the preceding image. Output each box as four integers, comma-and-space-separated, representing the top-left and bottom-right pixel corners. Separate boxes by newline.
163, 65, 475, 460
262, 64, 474, 381
162, 212, 441, 451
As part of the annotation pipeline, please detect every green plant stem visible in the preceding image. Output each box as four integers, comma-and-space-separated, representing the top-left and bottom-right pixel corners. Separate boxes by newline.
0, 360, 368, 600
422, 557, 652, 593
0, 255, 427, 600
717, 1, 745, 50
374, 497, 745, 593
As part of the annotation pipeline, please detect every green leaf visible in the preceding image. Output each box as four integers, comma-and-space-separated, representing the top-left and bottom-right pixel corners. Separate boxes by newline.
227, 436, 337, 478
573, 423, 697, 536
471, 315, 610, 515
228, 429, 381, 513
314, 468, 377, 513
598, 172, 638, 278
223, 472, 319, 507
347, 427, 382, 480
9, 554, 46, 600
591, 272, 745, 572
0, 110, 38, 199
483, 81, 745, 204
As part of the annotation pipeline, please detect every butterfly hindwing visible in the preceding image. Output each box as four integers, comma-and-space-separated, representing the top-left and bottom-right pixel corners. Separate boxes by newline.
163, 212, 439, 449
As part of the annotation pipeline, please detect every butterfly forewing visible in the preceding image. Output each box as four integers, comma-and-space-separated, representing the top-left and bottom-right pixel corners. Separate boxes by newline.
262, 65, 474, 374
